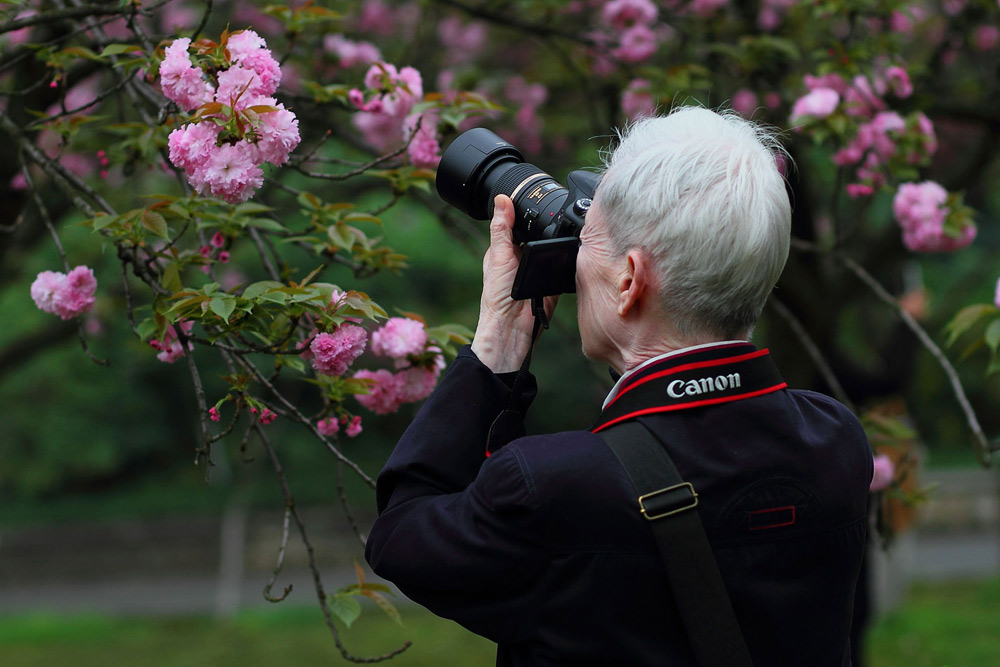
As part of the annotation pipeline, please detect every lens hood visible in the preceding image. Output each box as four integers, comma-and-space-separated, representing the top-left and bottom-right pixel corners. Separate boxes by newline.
436, 128, 523, 220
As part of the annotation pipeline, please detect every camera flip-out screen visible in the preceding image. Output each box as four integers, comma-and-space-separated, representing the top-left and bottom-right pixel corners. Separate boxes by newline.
511, 237, 580, 300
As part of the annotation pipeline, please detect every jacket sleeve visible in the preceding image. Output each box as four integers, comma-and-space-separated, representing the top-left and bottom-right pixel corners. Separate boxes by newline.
364, 346, 544, 642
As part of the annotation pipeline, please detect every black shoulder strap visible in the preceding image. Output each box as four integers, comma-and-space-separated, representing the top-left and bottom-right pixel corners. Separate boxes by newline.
598, 420, 754, 667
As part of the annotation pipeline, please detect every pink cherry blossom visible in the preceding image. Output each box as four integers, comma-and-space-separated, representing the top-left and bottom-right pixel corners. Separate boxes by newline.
30, 265, 98, 320
196, 142, 264, 204
371, 317, 427, 359
324, 34, 382, 68
601, 0, 658, 29
884, 66, 913, 98
396, 364, 442, 403
405, 111, 441, 168
317, 417, 340, 437
870, 454, 895, 491
159, 38, 214, 111
804, 73, 848, 94
437, 15, 488, 64
790, 88, 840, 124
731, 89, 758, 117
258, 407, 277, 424
354, 369, 405, 414
149, 320, 194, 363
974, 25, 1000, 51
612, 24, 658, 63
893, 181, 975, 252
310, 325, 368, 376
843, 75, 886, 118
345, 415, 363, 437
622, 79, 656, 120
209, 406, 221, 422
846, 183, 875, 198
211, 232, 226, 248
994, 277, 1000, 310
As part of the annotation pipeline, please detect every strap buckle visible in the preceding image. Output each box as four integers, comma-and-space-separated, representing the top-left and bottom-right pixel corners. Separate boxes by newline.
638, 482, 699, 520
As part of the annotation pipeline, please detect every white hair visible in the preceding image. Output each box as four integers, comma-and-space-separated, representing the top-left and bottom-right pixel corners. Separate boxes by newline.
595, 107, 792, 340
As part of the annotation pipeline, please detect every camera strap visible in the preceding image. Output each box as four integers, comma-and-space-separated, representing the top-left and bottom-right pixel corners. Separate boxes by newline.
598, 419, 754, 667
485, 298, 548, 457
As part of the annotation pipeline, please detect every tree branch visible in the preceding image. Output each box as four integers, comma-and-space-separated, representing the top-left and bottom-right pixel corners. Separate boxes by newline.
791, 238, 994, 466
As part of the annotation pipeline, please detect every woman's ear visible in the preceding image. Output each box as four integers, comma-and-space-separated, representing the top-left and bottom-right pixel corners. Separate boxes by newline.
617, 250, 647, 317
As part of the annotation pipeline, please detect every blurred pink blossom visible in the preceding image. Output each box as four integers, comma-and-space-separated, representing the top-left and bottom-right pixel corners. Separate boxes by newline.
318, 417, 340, 437
844, 75, 886, 118
310, 325, 368, 376
371, 317, 427, 359
345, 415, 364, 437
354, 369, 405, 414
890, 6, 928, 34
994, 277, 1000, 310
974, 25, 1000, 51
149, 320, 195, 363
437, 15, 488, 64
884, 66, 913, 98
31, 266, 98, 320
789, 88, 839, 124
893, 181, 976, 252
612, 24, 658, 63
324, 34, 382, 68
731, 89, 758, 117
601, 0, 658, 29
870, 454, 895, 491
405, 112, 441, 168
622, 79, 656, 120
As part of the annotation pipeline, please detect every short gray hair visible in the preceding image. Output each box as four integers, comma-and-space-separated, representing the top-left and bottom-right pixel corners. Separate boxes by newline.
595, 107, 791, 341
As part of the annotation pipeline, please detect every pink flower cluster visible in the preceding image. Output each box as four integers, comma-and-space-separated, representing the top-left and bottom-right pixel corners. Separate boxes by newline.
792, 67, 938, 198
163, 31, 301, 204
892, 181, 975, 253
596, 0, 661, 65
995, 277, 1000, 310
350, 62, 428, 154
504, 76, 548, 154
30, 266, 97, 320
309, 324, 368, 376
324, 34, 382, 69
354, 317, 444, 415
150, 320, 194, 363
318, 414, 363, 438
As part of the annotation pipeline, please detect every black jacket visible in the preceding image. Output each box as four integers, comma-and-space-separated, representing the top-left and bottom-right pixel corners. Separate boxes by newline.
366, 343, 872, 666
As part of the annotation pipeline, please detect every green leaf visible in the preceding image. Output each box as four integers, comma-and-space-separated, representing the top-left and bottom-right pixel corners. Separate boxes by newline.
329, 595, 362, 628
242, 280, 283, 301
141, 210, 169, 239
99, 44, 142, 57
944, 304, 995, 347
210, 297, 236, 322
243, 217, 289, 232
161, 263, 182, 293
361, 590, 403, 627
985, 318, 1000, 354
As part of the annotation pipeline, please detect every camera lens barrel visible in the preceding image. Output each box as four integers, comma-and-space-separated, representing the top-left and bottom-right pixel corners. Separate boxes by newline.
436, 128, 570, 243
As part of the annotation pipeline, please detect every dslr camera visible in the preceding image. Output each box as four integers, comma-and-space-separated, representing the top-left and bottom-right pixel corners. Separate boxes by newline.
436, 128, 600, 300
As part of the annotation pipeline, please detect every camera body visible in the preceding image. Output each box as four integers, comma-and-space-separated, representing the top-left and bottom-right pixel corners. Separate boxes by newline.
436, 128, 600, 300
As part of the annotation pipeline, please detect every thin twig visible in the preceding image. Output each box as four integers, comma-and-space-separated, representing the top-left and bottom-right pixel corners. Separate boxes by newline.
254, 424, 411, 663
337, 460, 367, 547
233, 355, 377, 488
767, 293, 855, 413
263, 506, 294, 602
791, 238, 993, 467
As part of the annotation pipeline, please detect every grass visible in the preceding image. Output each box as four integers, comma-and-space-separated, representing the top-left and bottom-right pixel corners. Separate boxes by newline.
1, 578, 997, 666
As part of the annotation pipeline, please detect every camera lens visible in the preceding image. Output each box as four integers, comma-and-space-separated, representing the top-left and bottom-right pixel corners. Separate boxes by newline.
436, 128, 570, 244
